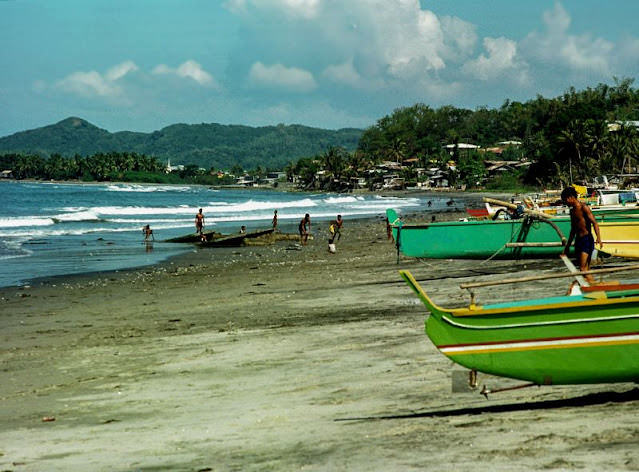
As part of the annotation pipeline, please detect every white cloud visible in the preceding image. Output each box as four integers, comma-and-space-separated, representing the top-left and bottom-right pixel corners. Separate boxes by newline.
106, 60, 138, 82
462, 37, 528, 84
227, 0, 480, 98
521, 2, 613, 74
55, 61, 138, 98
225, 0, 321, 19
249, 62, 317, 92
152, 60, 218, 87
322, 59, 362, 87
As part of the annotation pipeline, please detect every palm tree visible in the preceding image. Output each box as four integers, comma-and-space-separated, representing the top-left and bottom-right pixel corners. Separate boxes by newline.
611, 123, 639, 173
557, 120, 588, 183
322, 147, 347, 190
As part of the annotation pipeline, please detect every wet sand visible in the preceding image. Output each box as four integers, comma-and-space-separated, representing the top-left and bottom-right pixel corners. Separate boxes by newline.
1, 212, 639, 471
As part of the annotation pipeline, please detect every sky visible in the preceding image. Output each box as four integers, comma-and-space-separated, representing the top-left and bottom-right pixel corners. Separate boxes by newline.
2, 0, 639, 137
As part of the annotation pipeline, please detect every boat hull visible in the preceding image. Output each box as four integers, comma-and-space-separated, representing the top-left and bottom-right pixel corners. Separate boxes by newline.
387, 208, 639, 259
400, 270, 639, 385
597, 221, 639, 258
426, 305, 639, 384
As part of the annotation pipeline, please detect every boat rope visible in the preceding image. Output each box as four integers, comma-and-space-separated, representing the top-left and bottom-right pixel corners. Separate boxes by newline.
481, 244, 508, 265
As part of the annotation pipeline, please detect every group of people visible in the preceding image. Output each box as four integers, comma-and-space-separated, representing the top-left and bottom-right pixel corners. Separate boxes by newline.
143, 208, 344, 252
297, 213, 343, 252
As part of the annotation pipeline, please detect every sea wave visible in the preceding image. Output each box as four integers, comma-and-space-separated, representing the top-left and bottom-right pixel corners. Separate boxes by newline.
205, 198, 317, 213
322, 195, 364, 204
0, 216, 55, 228
105, 184, 194, 193
52, 209, 103, 223
0, 237, 33, 260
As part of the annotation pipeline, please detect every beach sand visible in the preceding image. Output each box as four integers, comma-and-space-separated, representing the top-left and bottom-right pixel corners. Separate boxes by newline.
1, 211, 639, 471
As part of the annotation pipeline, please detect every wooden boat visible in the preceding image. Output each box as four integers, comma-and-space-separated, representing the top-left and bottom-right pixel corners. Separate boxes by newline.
199, 227, 274, 247
164, 230, 218, 243
387, 207, 639, 259
399, 269, 639, 385
594, 221, 639, 259
465, 207, 490, 219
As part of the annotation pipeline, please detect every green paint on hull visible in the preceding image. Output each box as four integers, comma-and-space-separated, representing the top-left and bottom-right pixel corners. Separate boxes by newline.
387, 208, 639, 259
400, 270, 639, 385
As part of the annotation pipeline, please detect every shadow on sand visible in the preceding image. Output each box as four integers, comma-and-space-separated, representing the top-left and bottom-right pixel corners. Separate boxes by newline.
336, 387, 639, 422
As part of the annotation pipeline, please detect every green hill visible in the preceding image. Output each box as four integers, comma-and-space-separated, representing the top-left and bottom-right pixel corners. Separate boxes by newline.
0, 117, 363, 170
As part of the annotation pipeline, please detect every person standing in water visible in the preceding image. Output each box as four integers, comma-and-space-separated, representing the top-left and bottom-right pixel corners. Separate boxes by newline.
142, 224, 154, 241
272, 210, 278, 230
195, 208, 205, 235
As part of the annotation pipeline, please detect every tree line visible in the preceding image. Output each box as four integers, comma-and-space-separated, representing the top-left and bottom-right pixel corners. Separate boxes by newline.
0, 151, 237, 185
3, 79, 639, 191
351, 78, 639, 189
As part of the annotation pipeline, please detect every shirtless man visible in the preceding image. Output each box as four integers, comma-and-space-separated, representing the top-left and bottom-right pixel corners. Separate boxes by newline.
142, 224, 154, 241
334, 214, 343, 241
561, 186, 602, 283
195, 208, 204, 234
299, 213, 311, 245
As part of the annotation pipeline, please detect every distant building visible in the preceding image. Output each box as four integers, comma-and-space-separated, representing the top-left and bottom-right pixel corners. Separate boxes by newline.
165, 159, 184, 173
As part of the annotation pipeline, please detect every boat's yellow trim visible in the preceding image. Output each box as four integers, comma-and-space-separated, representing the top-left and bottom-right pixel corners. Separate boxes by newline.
399, 270, 467, 315
451, 296, 639, 317
400, 270, 639, 317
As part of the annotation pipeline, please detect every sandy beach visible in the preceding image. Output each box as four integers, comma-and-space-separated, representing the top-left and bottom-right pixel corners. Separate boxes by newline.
1, 210, 639, 471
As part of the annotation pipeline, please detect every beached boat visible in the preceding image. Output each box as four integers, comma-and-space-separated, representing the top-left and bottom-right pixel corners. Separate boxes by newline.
165, 228, 275, 246
164, 230, 219, 243
199, 227, 274, 247
593, 221, 639, 259
399, 270, 639, 385
387, 207, 639, 259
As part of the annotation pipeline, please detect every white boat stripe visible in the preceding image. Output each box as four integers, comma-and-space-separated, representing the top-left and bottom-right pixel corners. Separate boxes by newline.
440, 333, 639, 354
441, 313, 639, 330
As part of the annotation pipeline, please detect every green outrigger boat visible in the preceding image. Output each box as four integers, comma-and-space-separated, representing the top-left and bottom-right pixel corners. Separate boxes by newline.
400, 270, 639, 385
387, 207, 639, 259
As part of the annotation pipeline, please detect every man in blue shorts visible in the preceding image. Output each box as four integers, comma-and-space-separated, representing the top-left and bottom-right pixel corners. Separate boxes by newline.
561, 186, 602, 283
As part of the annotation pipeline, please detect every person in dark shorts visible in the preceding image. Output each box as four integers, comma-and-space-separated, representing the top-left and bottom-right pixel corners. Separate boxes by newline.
299, 213, 311, 245
195, 208, 204, 234
561, 186, 602, 283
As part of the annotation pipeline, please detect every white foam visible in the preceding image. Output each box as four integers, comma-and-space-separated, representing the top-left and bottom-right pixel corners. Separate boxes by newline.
0, 216, 55, 228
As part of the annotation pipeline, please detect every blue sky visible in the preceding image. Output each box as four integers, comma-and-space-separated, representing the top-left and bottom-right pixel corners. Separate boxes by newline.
2, 0, 639, 137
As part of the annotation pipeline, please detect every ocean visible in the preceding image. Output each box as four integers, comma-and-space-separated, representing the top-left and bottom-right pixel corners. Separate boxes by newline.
0, 180, 465, 287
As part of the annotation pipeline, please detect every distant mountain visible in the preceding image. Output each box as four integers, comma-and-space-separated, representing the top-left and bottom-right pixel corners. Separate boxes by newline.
0, 117, 364, 170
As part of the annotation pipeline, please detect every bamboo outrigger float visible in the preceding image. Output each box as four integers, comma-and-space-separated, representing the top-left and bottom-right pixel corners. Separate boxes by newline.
400, 266, 639, 385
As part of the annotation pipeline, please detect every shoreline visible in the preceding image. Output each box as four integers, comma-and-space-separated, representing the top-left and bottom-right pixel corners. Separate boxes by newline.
0, 188, 485, 292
